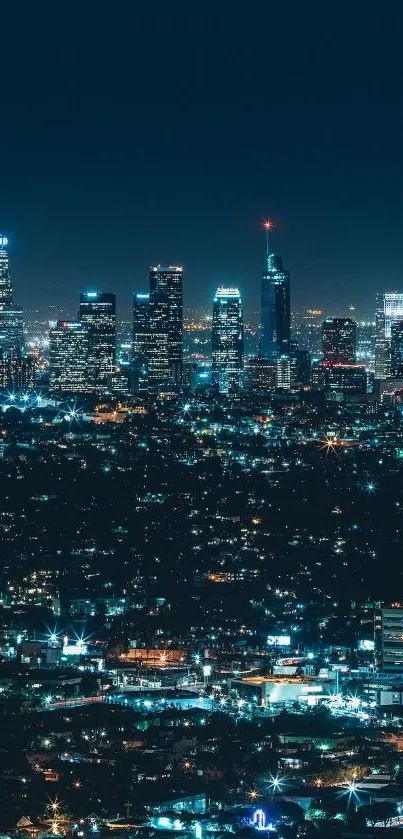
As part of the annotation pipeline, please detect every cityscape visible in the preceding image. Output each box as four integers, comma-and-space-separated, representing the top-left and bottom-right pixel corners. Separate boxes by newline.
2, 7, 403, 839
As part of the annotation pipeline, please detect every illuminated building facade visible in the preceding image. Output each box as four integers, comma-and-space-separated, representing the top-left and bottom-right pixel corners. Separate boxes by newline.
322, 317, 356, 364
49, 321, 89, 392
0, 305, 24, 356
79, 291, 116, 388
132, 291, 171, 390
0, 236, 12, 306
0, 349, 35, 390
375, 608, 403, 672
321, 362, 368, 394
149, 265, 183, 383
147, 292, 171, 387
390, 320, 403, 378
244, 357, 276, 390
375, 292, 403, 378
260, 252, 290, 362
212, 287, 243, 393
276, 355, 291, 390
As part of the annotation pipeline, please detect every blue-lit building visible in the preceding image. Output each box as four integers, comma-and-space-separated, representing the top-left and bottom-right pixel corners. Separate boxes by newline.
212, 287, 243, 393
0, 304, 24, 356
0, 236, 12, 306
79, 291, 116, 389
260, 252, 291, 362
0, 236, 25, 359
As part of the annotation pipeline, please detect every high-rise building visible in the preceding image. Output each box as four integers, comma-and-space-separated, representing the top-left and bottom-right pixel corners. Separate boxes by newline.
244, 357, 276, 391
132, 292, 150, 391
0, 236, 12, 306
212, 287, 243, 393
260, 226, 290, 361
79, 291, 116, 389
322, 317, 357, 364
147, 292, 171, 388
375, 292, 403, 378
276, 356, 291, 390
149, 265, 183, 383
132, 291, 171, 390
391, 320, 403, 378
49, 321, 89, 393
0, 236, 26, 358
0, 349, 35, 390
321, 362, 368, 394
375, 608, 403, 672
0, 305, 24, 356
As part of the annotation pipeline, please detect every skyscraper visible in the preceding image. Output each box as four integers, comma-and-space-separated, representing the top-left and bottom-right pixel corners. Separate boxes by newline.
212, 287, 243, 393
132, 291, 171, 390
79, 291, 116, 389
147, 292, 171, 388
375, 292, 403, 379
260, 225, 290, 362
390, 320, 403, 378
322, 317, 356, 364
132, 292, 150, 391
0, 305, 24, 356
0, 236, 12, 306
149, 265, 183, 383
49, 321, 89, 393
0, 236, 26, 359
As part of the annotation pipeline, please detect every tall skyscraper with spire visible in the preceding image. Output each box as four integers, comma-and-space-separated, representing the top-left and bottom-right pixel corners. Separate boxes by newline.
260, 221, 291, 362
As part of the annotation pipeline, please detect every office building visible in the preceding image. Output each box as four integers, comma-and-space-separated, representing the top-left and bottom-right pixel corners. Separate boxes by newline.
322, 317, 356, 364
0, 349, 36, 390
375, 608, 403, 672
375, 292, 403, 378
212, 287, 243, 393
321, 362, 368, 394
147, 292, 171, 388
49, 321, 89, 393
0, 304, 25, 356
390, 320, 403, 378
79, 291, 116, 389
260, 231, 290, 362
293, 348, 312, 386
276, 356, 291, 390
0, 236, 26, 357
132, 291, 171, 391
244, 357, 276, 391
0, 236, 12, 306
149, 265, 183, 383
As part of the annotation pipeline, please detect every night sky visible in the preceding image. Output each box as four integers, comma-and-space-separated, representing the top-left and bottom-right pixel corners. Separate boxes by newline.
1, 8, 403, 318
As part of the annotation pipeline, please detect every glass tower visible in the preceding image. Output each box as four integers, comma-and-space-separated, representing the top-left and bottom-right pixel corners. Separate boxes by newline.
391, 320, 403, 379
260, 251, 291, 362
0, 236, 12, 306
375, 292, 403, 378
212, 287, 243, 393
149, 265, 183, 383
79, 291, 116, 389
49, 321, 89, 393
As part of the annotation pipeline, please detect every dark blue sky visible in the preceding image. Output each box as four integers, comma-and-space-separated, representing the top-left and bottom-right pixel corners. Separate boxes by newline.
1, 7, 402, 318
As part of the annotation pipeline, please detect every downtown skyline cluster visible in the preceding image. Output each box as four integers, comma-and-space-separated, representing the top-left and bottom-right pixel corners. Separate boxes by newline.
1, 230, 403, 401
